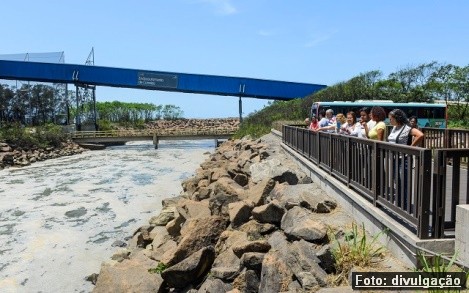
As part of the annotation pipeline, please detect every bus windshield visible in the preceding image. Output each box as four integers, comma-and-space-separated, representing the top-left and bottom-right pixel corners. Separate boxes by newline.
310, 101, 447, 128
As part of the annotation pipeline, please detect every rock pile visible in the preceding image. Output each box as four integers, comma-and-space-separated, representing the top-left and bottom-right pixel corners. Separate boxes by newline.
144, 118, 240, 133
0, 141, 85, 169
91, 135, 352, 292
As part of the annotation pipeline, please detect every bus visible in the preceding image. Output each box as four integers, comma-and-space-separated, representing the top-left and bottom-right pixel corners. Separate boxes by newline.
310, 101, 447, 128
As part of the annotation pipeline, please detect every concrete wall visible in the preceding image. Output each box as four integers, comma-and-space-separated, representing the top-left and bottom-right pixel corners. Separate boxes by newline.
455, 205, 469, 267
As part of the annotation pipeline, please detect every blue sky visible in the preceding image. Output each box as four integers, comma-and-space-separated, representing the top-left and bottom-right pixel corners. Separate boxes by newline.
1, 0, 468, 118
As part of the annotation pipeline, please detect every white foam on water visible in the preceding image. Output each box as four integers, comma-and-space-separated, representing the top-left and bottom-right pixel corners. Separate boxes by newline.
0, 140, 213, 292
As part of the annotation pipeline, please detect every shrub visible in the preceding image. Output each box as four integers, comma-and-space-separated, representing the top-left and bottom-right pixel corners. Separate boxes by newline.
330, 223, 387, 285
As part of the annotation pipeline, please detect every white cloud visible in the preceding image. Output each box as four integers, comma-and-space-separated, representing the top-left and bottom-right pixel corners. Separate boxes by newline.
305, 30, 338, 48
198, 0, 237, 15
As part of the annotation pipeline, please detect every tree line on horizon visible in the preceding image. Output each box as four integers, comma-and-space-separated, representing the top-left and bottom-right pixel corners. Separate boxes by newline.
235, 61, 469, 138
0, 83, 184, 127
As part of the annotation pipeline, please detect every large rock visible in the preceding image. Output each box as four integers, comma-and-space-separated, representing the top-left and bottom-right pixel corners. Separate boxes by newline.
208, 193, 240, 220
215, 230, 249, 255
161, 246, 216, 289
163, 216, 227, 266
232, 269, 260, 293
251, 202, 285, 225
267, 232, 328, 289
240, 252, 265, 272
228, 201, 252, 228
198, 278, 232, 293
299, 190, 337, 213
258, 251, 294, 293
165, 206, 188, 237
211, 177, 245, 198
238, 220, 276, 240
149, 206, 176, 226
280, 206, 328, 243
250, 158, 297, 184
93, 253, 163, 293
316, 244, 336, 274
232, 240, 271, 258
178, 199, 211, 219
240, 179, 275, 207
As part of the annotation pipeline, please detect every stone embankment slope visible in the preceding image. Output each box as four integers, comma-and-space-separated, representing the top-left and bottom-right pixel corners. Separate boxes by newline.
144, 118, 240, 133
0, 141, 85, 169
91, 133, 408, 292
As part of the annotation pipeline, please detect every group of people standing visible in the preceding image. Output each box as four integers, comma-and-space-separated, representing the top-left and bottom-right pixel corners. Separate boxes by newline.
306, 106, 424, 147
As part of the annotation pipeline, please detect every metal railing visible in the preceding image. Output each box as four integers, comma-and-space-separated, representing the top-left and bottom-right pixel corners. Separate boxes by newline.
71, 129, 236, 139
432, 149, 469, 238
422, 127, 469, 149
283, 125, 433, 239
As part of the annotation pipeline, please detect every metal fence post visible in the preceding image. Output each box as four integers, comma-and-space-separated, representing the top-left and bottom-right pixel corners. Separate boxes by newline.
372, 142, 379, 206
417, 149, 432, 239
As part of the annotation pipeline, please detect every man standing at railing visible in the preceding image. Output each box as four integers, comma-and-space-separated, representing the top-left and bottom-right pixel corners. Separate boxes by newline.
315, 109, 336, 132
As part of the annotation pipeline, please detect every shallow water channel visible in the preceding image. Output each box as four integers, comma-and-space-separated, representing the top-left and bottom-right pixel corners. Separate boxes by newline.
0, 140, 213, 292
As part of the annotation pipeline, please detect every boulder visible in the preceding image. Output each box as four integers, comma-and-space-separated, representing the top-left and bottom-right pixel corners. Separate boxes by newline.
178, 199, 211, 219
211, 177, 245, 198
228, 201, 252, 228
249, 158, 294, 184
93, 253, 163, 293
251, 201, 285, 225
198, 278, 232, 293
296, 271, 319, 291
232, 269, 260, 293
161, 246, 216, 289
163, 216, 227, 266
149, 206, 176, 226
258, 251, 294, 293
233, 173, 249, 187
299, 191, 337, 213
240, 179, 275, 207
280, 206, 328, 243
238, 220, 276, 240
232, 240, 271, 258
316, 244, 336, 274
240, 252, 265, 272
267, 232, 328, 289
165, 206, 188, 237
215, 230, 249, 255
211, 249, 242, 282
208, 193, 240, 220
162, 196, 185, 208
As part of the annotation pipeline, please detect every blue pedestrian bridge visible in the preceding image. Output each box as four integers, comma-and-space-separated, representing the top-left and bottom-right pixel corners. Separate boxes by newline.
0, 60, 326, 101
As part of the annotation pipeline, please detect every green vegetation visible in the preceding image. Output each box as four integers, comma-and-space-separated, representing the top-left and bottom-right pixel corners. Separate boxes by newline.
235, 62, 469, 137
416, 252, 468, 293
0, 82, 184, 128
0, 123, 67, 148
330, 223, 387, 285
148, 262, 167, 274
234, 99, 307, 139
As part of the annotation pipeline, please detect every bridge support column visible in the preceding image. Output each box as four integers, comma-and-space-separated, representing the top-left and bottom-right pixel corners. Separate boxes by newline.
239, 96, 243, 123
153, 134, 159, 149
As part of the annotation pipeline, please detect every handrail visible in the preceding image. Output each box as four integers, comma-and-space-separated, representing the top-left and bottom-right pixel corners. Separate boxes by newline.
283, 125, 433, 239
71, 129, 236, 138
